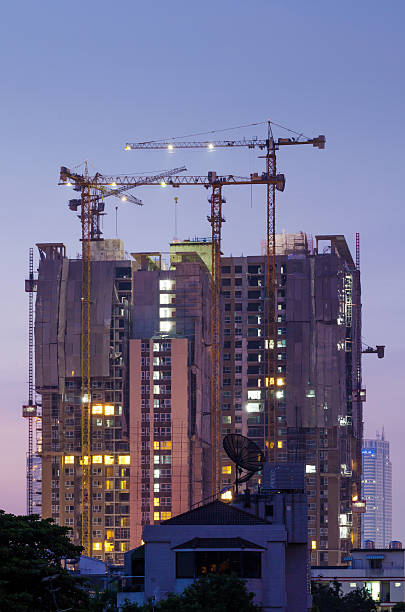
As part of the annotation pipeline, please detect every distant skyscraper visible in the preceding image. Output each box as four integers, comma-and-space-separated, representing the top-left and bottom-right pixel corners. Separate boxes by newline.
362, 432, 392, 548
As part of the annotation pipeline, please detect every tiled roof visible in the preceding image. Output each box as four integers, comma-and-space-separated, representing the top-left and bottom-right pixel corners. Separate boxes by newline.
160, 500, 269, 525
173, 537, 265, 550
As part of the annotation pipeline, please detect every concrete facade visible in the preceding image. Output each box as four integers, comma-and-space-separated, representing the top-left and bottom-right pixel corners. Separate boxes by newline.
35, 239, 211, 564
123, 483, 311, 612
219, 234, 362, 565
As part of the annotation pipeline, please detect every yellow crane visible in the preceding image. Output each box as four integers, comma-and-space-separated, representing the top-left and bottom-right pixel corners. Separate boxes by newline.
125, 126, 325, 464
59, 164, 187, 554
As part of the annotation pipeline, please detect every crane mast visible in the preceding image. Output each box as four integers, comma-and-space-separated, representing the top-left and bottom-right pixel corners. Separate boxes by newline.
22, 247, 38, 514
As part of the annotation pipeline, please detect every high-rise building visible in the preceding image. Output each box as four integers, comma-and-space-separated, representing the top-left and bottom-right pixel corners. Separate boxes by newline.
35, 239, 211, 564
219, 233, 362, 565
362, 432, 392, 548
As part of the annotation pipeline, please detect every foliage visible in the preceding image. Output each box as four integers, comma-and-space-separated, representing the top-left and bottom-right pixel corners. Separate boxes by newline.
122, 573, 261, 611
311, 580, 377, 612
392, 604, 405, 611
0, 509, 88, 611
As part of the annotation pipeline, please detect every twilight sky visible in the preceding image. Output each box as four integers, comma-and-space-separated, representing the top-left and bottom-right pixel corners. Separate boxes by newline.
1, 1, 404, 539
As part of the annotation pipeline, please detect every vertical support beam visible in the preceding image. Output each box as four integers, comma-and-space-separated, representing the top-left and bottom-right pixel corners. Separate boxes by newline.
81, 182, 92, 555
28, 247, 34, 515
266, 125, 277, 463
353, 232, 363, 548
208, 183, 223, 496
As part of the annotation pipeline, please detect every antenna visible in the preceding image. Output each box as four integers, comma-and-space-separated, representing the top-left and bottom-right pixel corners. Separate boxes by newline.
174, 196, 179, 240
223, 434, 263, 494
115, 205, 118, 237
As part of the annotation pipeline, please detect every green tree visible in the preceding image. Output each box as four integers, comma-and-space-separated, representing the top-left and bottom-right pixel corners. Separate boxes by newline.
312, 580, 377, 612
0, 510, 89, 611
392, 603, 405, 611
123, 573, 261, 612
341, 587, 377, 612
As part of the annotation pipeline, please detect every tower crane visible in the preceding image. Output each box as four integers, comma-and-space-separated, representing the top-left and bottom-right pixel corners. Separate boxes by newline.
125, 125, 325, 466
22, 247, 38, 514
62, 169, 284, 496
59, 164, 187, 555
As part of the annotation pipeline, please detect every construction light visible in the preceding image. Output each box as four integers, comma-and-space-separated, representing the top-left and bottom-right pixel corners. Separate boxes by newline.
110, 181, 117, 188
124, 145, 131, 151
65, 182, 73, 187
160, 181, 167, 187
120, 196, 128, 201
167, 144, 174, 151
208, 143, 214, 150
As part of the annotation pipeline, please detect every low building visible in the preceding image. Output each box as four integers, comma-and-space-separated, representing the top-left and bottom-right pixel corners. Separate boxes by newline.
312, 546, 405, 608
120, 463, 311, 611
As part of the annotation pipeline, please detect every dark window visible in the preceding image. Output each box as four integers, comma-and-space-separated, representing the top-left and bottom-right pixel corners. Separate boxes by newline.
235, 266, 242, 273
247, 340, 260, 349
221, 266, 231, 274
223, 341, 231, 349
222, 278, 231, 286
235, 278, 242, 286
176, 551, 261, 579
225, 303, 231, 312
176, 552, 194, 578
248, 290, 261, 299
248, 265, 260, 274
235, 303, 242, 311
118, 281, 131, 290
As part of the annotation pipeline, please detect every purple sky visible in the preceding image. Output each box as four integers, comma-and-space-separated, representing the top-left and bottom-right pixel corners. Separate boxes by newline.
1, 1, 404, 539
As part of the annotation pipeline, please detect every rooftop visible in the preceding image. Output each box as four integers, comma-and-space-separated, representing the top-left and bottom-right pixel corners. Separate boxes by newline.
160, 500, 270, 526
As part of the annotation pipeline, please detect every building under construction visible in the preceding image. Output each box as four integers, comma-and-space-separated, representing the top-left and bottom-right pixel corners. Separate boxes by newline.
218, 232, 362, 566
34, 239, 212, 564
32, 231, 362, 566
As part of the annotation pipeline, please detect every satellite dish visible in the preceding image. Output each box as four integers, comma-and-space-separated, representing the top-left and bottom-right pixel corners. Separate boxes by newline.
223, 434, 263, 493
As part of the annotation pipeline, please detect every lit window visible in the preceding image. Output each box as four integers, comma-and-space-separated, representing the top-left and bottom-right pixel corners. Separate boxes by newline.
153, 385, 160, 394
92, 456, 103, 464
246, 402, 263, 413
92, 405, 103, 415
104, 405, 114, 416
65, 456, 74, 464
154, 469, 160, 479
120, 480, 128, 490
120, 542, 129, 552
222, 466, 232, 474
277, 441, 283, 449
105, 480, 113, 490
161, 512, 171, 520
160, 441, 171, 450
104, 541, 114, 552
350, 583, 357, 588
118, 455, 130, 465
222, 416, 231, 424
160, 294, 172, 305
221, 490, 232, 501
154, 455, 160, 464
311, 540, 317, 550
159, 321, 173, 333
306, 464, 316, 474
104, 455, 114, 465
106, 530, 114, 540
395, 583, 402, 587
247, 390, 261, 400
159, 307, 175, 319
153, 342, 159, 352
96, 418, 102, 427
93, 542, 102, 551
276, 390, 284, 399
265, 377, 275, 387
154, 483, 160, 492
154, 512, 160, 521
154, 497, 160, 506
153, 371, 160, 380
276, 378, 285, 387
159, 279, 175, 291
153, 441, 160, 450
81, 456, 90, 465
